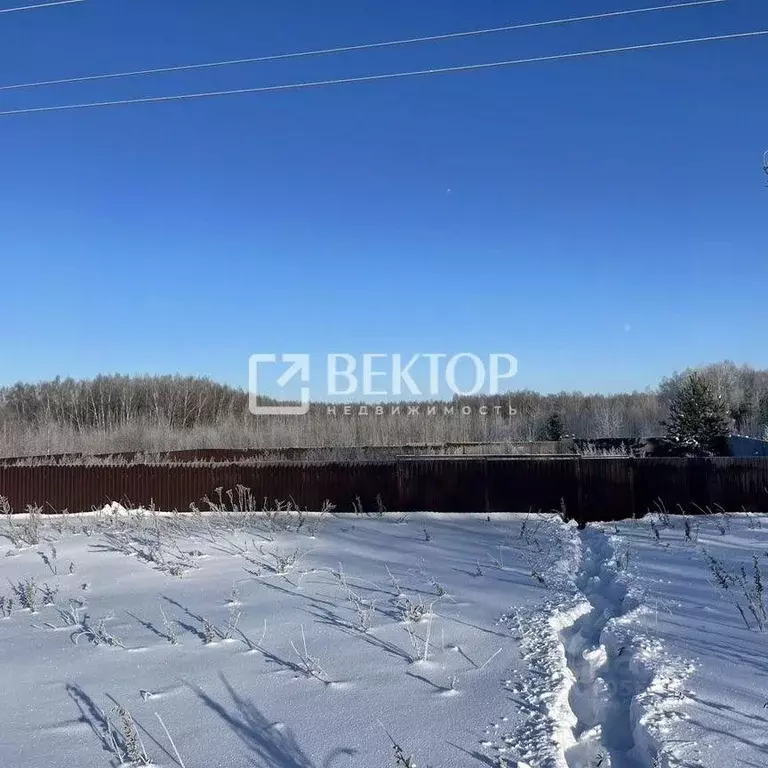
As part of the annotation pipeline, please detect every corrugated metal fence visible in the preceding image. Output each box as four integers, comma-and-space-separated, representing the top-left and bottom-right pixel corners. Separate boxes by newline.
1, 457, 767, 522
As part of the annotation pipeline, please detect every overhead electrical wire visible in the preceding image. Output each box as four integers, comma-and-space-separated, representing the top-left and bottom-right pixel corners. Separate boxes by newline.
0, 0, 726, 92
0, 0, 83, 15
0, 28, 765, 118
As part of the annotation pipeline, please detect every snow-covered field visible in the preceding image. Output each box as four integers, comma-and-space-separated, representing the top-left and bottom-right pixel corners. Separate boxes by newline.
1, 504, 767, 768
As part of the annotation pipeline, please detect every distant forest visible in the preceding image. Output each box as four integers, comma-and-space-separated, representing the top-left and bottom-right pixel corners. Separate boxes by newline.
0, 361, 766, 457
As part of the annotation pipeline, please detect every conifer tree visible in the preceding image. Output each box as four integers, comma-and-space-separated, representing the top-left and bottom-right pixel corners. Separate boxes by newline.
661, 373, 730, 456
545, 412, 564, 442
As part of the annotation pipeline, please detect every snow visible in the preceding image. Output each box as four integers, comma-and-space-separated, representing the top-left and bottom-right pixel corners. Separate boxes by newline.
1, 507, 767, 767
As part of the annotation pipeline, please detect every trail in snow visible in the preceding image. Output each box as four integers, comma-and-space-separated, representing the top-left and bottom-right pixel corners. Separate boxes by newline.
501, 517, 748, 768
561, 528, 646, 768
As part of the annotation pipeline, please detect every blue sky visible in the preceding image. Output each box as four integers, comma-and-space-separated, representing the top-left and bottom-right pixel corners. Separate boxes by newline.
0, 0, 766, 396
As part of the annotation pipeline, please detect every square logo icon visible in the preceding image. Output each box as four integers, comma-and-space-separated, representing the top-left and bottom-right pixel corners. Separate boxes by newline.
249, 353, 310, 415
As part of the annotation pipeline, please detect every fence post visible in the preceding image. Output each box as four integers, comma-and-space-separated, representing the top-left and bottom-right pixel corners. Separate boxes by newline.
394, 457, 404, 511
575, 458, 584, 526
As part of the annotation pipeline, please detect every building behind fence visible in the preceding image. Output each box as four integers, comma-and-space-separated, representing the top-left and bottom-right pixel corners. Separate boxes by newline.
1, 456, 767, 524
729, 436, 768, 457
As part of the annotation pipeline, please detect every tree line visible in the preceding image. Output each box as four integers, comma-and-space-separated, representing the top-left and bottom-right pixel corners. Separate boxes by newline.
0, 361, 765, 456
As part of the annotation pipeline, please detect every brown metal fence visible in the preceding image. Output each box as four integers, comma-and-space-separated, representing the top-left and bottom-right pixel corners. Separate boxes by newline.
0, 457, 766, 523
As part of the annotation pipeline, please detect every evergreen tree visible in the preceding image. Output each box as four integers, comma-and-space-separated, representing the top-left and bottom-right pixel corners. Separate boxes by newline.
661, 373, 730, 456
759, 393, 768, 434
545, 412, 564, 441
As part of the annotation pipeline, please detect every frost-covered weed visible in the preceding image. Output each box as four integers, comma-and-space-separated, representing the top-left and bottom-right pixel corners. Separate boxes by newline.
746, 512, 763, 530
683, 515, 699, 542
221, 603, 241, 640
57, 599, 85, 627
194, 488, 333, 541
159, 605, 180, 644
706, 551, 768, 631
692, 502, 730, 535
202, 618, 217, 644
290, 625, 328, 682
99, 526, 196, 578
382, 729, 418, 768
256, 545, 308, 575
398, 595, 433, 624
652, 500, 672, 527
39, 544, 57, 575
0, 595, 13, 617
347, 589, 375, 632
154, 712, 186, 768
226, 584, 240, 606
23, 505, 43, 544
2, 501, 44, 547
385, 565, 403, 595
488, 544, 508, 569
72, 614, 125, 648
306, 503, 334, 537
430, 577, 446, 597
41, 582, 59, 605
109, 705, 152, 766
11, 576, 38, 611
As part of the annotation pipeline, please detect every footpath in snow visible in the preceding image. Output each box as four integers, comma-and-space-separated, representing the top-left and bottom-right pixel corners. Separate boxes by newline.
560, 528, 643, 767
498, 511, 768, 768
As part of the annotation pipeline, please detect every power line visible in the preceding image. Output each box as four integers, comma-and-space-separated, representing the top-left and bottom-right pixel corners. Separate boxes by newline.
0, 0, 83, 15
0, 0, 725, 92
1, 28, 765, 117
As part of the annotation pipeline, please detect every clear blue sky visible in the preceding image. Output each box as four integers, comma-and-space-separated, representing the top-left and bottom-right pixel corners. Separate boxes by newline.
0, 0, 766, 395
